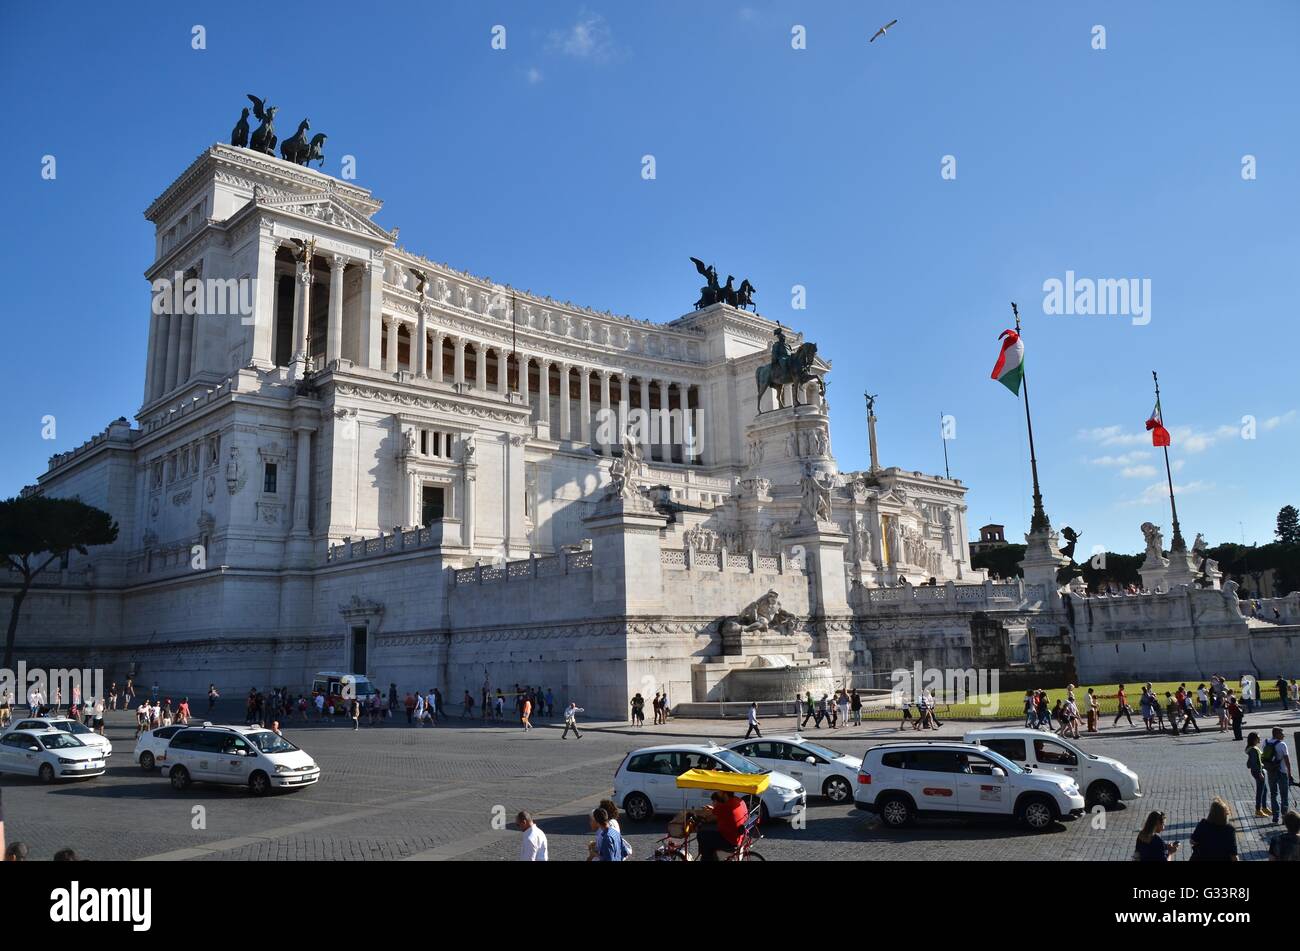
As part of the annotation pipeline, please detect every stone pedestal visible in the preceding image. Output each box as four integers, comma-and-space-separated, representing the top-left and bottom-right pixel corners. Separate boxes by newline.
1019, 526, 1071, 596
1163, 543, 1200, 589
786, 520, 850, 615
1139, 551, 1169, 592
744, 404, 835, 487
583, 493, 668, 615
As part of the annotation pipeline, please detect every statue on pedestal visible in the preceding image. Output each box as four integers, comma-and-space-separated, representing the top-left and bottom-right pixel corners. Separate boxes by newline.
799, 465, 832, 524
1140, 522, 1168, 565
246, 94, 279, 156
720, 590, 800, 637
756, 327, 824, 413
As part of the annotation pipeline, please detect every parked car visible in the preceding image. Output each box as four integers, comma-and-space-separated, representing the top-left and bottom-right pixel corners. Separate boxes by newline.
962, 728, 1142, 809
134, 723, 192, 770
158, 724, 320, 795
727, 734, 862, 803
3, 716, 113, 760
0, 728, 106, 782
614, 742, 806, 822
855, 741, 1085, 831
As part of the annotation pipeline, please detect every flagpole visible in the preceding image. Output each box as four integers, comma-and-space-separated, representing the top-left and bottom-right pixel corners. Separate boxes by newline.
939, 412, 951, 480
1152, 370, 1185, 550
1011, 303, 1049, 532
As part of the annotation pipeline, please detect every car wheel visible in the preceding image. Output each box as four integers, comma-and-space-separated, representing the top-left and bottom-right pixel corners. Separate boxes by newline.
248, 771, 271, 796
878, 794, 915, 828
1087, 780, 1120, 810
38, 763, 56, 784
623, 792, 653, 822
140, 751, 155, 771
1018, 795, 1057, 830
169, 766, 191, 791
823, 775, 852, 803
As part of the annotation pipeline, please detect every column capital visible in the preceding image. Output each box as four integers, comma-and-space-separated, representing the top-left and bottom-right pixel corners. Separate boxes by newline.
330, 253, 349, 270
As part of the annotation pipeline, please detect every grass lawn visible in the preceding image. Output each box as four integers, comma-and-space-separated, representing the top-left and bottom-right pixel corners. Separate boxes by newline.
862, 679, 1286, 720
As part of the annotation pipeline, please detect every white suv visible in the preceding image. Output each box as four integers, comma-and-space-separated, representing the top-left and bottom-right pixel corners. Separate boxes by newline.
963, 728, 1142, 809
614, 743, 806, 822
158, 725, 320, 795
855, 741, 1085, 831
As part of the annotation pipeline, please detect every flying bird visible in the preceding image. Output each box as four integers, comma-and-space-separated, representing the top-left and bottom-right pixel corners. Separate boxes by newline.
870, 18, 898, 43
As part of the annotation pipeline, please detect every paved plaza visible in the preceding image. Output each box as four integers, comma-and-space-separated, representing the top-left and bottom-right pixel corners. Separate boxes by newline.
3, 702, 1297, 862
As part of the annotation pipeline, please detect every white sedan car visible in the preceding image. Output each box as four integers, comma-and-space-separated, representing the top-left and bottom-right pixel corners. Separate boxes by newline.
133, 723, 192, 770
0, 728, 107, 782
727, 735, 862, 804
614, 743, 806, 822
4, 716, 113, 760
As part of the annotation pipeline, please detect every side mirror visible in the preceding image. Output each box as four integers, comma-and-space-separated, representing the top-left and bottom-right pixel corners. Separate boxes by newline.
991, 767, 1006, 778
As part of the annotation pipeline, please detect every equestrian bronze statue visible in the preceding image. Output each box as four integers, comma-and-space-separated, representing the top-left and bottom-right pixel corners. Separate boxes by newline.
755, 327, 824, 413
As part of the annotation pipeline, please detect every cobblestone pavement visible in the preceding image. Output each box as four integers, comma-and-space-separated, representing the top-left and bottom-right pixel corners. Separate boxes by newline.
2, 703, 1297, 861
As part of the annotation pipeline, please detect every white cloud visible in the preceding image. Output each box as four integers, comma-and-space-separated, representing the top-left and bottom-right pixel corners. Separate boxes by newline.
1090, 451, 1151, 467
547, 11, 617, 62
1120, 465, 1158, 479
1125, 479, 1214, 507
525, 66, 544, 84
1263, 409, 1297, 430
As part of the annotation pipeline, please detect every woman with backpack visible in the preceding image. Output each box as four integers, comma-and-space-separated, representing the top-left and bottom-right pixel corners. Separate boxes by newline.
1246, 733, 1269, 818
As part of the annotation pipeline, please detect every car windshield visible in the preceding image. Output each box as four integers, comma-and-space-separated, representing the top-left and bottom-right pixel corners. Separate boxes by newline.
976, 748, 1025, 775
796, 740, 845, 761
63, 722, 93, 735
39, 733, 85, 750
710, 748, 764, 774
247, 731, 297, 754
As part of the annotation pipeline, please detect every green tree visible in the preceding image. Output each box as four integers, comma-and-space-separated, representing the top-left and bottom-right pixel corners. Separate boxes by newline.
1276, 505, 1300, 545
1, 495, 118, 670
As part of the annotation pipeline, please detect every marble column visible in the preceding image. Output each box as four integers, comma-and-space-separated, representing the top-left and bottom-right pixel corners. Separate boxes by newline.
250, 230, 279, 367
454, 337, 466, 384
680, 383, 695, 465
144, 307, 166, 401
414, 307, 428, 377
639, 376, 652, 448
430, 331, 444, 383
475, 343, 488, 390
360, 259, 384, 369
496, 348, 509, 396
538, 361, 551, 425
176, 313, 195, 386
164, 311, 182, 393
699, 381, 714, 465
327, 255, 346, 364
520, 357, 531, 405
579, 368, 592, 444
617, 374, 630, 449
558, 364, 572, 440
657, 379, 672, 463
599, 370, 612, 456
380, 318, 396, 373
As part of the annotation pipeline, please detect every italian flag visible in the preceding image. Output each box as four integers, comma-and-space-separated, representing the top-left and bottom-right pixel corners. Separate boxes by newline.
990, 329, 1024, 395
1145, 398, 1171, 447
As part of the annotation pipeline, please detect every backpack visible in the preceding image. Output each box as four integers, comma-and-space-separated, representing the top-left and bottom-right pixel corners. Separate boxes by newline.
1262, 739, 1281, 769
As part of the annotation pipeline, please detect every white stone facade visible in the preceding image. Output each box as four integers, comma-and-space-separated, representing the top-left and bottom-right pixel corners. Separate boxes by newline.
8, 145, 988, 716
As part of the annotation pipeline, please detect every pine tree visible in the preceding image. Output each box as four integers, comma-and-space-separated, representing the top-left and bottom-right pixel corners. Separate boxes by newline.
1277, 505, 1300, 545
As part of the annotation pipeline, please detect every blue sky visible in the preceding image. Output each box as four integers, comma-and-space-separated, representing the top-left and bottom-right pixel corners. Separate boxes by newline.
1, 0, 1296, 552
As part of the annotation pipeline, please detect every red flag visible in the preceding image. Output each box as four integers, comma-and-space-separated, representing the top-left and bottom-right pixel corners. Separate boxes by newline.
1145, 398, 1170, 447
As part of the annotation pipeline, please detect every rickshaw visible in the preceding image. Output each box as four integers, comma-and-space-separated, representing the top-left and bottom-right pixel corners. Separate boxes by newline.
651, 768, 767, 861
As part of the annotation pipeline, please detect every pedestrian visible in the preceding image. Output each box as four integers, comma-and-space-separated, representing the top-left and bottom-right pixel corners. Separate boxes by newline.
837, 689, 850, 728
522, 694, 534, 731
1023, 690, 1036, 729
629, 693, 643, 727
404, 692, 415, 725
1113, 685, 1134, 728
1291, 679, 1300, 711
4, 843, 29, 862
546, 687, 556, 719
1268, 811, 1300, 861
93, 696, 105, 735
850, 688, 862, 726
1188, 798, 1238, 862
800, 691, 815, 729
1227, 692, 1244, 742
1198, 683, 1209, 718
561, 701, 584, 739
1246, 732, 1269, 818
591, 807, 631, 861
1085, 688, 1098, 733
1133, 810, 1178, 861
517, 811, 548, 861
388, 682, 398, 715
1276, 675, 1290, 712
744, 702, 761, 739
462, 690, 473, 718
350, 697, 361, 731
1263, 727, 1295, 823
435, 688, 446, 720
815, 693, 829, 729
1241, 676, 1255, 713
177, 696, 190, 725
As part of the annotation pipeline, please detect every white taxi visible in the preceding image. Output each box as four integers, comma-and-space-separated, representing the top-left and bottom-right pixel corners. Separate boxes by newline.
158, 724, 320, 795
963, 728, 1142, 809
0, 728, 107, 782
4, 716, 113, 760
727, 735, 862, 803
855, 741, 1086, 831
614, 742, 806, 822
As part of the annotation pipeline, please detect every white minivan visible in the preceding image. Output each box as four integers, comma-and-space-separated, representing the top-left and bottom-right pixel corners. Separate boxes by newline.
963, 728, 1141, 809
158, 724, 320, 795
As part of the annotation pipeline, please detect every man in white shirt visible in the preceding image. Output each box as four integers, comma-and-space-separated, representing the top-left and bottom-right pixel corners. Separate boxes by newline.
561, 702, 584, 739
517, 811, 548, 861
744, 702, 761, 739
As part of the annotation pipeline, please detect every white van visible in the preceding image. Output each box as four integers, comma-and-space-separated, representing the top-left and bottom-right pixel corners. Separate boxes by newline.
963, 728, 1141, 809
158, 724, 320, 795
